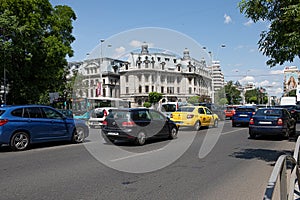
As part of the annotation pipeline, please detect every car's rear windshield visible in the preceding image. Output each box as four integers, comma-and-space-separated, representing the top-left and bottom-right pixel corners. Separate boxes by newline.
162, 104, 177, 112
177, 107, 195, 112
90, 109, 105, 118
236, 108, 255, 112
226, 107, 236, 111
107, 110, 130, 119
255, 109, 281, 116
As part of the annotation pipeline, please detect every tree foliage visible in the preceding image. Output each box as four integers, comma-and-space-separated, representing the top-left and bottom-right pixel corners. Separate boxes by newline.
239, 0, 300, 67
148, 92, 163, 104
0, 0, 76, 104
244, 87, 268, 104
224, 81, 241, 104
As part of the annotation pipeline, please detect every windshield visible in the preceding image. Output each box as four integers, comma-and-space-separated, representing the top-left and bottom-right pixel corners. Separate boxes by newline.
255, 109, 281, 116
162, 104, 177, 112
177, 107, 195, 112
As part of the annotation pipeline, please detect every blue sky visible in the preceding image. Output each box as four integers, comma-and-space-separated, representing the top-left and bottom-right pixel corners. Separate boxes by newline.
50, 0, 300, 97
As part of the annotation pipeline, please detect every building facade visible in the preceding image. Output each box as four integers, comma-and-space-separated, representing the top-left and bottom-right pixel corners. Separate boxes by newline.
72, 44, 217, 108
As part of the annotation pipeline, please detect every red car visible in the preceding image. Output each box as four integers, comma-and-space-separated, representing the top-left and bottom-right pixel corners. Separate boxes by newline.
225, 106, 238, 119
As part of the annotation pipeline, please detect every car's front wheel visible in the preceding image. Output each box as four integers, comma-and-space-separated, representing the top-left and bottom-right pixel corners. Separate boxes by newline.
72, 127, 85, 143
10, 131, 30, 151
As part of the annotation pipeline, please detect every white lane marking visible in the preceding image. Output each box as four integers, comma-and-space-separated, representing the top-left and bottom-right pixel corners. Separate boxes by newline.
110, 147, 165, 162
222, 127, 248, 135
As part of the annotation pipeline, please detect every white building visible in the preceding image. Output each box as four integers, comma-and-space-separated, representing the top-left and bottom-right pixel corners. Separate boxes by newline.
72, 44, 217, 107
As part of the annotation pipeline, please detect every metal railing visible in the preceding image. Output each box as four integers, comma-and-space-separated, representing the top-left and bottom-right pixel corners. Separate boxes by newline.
263, 137, 300, 200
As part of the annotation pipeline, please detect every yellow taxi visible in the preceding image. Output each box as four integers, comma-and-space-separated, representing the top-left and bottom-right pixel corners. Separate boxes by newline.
170, 106, 219, 130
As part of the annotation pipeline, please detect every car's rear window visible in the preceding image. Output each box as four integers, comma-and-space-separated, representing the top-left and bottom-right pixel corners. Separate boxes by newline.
0, 110, 5, 116
107, 110, 130, 119
236, 108, 256, 112
162, 104, 177, 112
255, 109, 282, 116
177, 107, 195, 112
226, 107, 236, 111
91, 109, 105, 118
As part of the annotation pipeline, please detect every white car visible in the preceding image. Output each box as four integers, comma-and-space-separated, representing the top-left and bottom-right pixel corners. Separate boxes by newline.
88, 107, 116, 128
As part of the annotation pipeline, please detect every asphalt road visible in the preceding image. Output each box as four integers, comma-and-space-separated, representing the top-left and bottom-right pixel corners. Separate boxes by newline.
0, 120, 296, 200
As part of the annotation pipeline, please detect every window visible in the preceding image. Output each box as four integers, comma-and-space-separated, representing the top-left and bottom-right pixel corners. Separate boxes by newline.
11, 108, 24, 117
42, 108, 62, 119
145, 86, 149, 93
25, 107, 44, 118
205, 108, 212, 115
150, 110, 164, 120
198, 108, 205, 114
161, 86, 164, 93
125, 75, 129, 82
126, 87, 129, 93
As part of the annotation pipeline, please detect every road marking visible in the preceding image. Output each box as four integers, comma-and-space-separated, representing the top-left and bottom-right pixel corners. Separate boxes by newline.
110, 147, 165, 162
222, 127, 248, 135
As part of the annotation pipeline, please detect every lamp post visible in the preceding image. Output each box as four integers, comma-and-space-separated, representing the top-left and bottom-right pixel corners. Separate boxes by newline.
98, 39, 105, 97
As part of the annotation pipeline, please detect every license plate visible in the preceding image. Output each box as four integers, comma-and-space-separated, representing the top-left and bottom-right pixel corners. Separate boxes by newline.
107, 132, 119, 136
239, 114, 248, 117
259, 121, 272, 125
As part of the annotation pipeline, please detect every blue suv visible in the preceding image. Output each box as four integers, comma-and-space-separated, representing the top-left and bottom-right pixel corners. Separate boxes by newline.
0, 105, 89, 151
232, 106, 256, 127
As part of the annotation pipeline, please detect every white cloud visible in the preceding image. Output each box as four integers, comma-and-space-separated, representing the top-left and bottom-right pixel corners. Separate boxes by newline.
224, 14, 232, 24
239, 76, 255, 84
129, 40, 154, 48
244, 19, 253, 26
115, 46, 126, 54
269, 70, 283, 75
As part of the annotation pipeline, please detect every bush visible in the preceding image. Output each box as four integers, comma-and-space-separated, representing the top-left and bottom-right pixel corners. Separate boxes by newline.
143, 102, 151, 108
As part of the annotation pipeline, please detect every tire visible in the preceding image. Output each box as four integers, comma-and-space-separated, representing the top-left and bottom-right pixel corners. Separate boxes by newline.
135, 131, 146, 145
72, 126, 85, 143
213, 119, 218, 128
194, 121, 201, 131
10, 131, 30, 151
249, 130, 256, 139
169, 126, 178, 139
232, 122, 236, 127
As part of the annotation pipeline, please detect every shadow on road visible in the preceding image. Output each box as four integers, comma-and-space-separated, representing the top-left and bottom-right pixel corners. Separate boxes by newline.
230, 148, 293, 166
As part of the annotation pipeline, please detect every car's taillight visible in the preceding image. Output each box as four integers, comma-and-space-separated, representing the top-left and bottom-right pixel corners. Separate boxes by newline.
103, 109, 108, 117
249, 118, 254, 125
102, 120, 107, 126
0, 119, 8, 126
252, 112, 255, 115
291, 110, 296, 114
122, 121, 135, 127
187, 114, 194, 119
277, 118, 283, 126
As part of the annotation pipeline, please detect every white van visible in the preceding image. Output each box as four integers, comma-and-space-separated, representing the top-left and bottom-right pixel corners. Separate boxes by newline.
161, 102, 179, 118
88, 107, 116, 128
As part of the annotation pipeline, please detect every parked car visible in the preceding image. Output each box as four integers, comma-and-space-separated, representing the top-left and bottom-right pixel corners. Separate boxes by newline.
232, 106, 256, 127
101, 108, 178, 145
57, 109, 74, 118
170, 106, 219, 130
161, 102, 179, 118
249, 107, 296, 139
73, 111, 90, 121
225, 105, 238, 119
0, 105, 89, 151
278, 105, 300, 122
88, 107, 116, 128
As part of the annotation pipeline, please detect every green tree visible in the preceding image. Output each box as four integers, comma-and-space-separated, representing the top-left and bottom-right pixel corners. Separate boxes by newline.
224, 81, 241, 104
187, 96, 200, 105
148, 92, 163, 105
239, 0, 300, 67
0, 0, 76, 104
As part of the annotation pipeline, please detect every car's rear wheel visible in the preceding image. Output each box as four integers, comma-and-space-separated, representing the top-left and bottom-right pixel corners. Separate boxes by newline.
10, 131, 30, 151
169, 126, 178, 139
194, 121, 201, 131
72, 127, 85, 143
232, 122, 236, 127
213, 119, 218, 128
135, 131, 146, 145
249, 130, 256, 139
